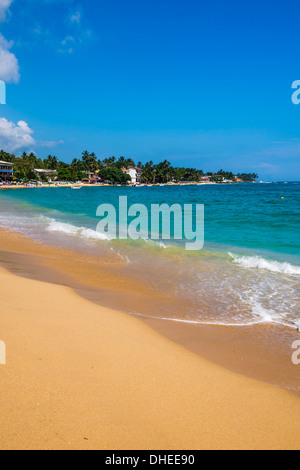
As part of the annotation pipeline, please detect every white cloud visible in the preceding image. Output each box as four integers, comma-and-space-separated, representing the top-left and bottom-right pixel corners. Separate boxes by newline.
62, 36, 75, 46
0, 0, 13, 21
0, 1, 19, 83
70, 11, 81, 24
0, 118, 35, 151
0, 118, 64, 151
37, 139, 64, 148
30, 7, 92, 54
257, 162, 279, 172
0, 34, 19, 83
59, 35, 75, 53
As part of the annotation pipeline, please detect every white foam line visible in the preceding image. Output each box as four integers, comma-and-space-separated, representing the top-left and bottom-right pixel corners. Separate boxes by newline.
228, 252, 300, 276
46, 219, 111, 241
129, 312, 299, 330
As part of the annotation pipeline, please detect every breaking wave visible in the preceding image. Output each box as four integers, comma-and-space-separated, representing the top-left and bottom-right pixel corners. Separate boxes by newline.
228, 252, 300, 276
47, 219, 111, 241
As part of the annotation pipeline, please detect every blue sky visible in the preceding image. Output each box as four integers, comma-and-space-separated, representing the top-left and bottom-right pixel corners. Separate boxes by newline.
0, 0, 300, 180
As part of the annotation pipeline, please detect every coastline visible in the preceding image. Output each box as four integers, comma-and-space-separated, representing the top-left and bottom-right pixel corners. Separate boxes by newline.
0, 181, 219, 190
0, 253, 300, 449
1, 0, 299, 451
0, 228, 299, 395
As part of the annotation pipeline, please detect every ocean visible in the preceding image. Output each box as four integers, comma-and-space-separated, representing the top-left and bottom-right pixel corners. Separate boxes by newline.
0, 182, 299, 330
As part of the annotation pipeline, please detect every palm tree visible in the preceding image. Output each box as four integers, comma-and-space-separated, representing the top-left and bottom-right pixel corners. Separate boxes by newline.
28, 152, 37, 170
89, 152, 97, 172
82, 151, 90, 168
103, 156, 116, 167
142, 161, 156, 184
117, 156, 126, 167
44, 155, 58, 170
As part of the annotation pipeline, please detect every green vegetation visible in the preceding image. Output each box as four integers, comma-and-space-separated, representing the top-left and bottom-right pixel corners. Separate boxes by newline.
0, 149, 258, 184
236, 173, 259, 182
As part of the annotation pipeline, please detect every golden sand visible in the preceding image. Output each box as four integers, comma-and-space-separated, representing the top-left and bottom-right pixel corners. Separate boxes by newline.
0, 264, 300, 450
0, 227, 298, 393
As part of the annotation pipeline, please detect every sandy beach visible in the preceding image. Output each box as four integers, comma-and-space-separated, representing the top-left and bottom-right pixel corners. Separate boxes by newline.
0, 230, 300, 449
0, 228, 299, 394
1, 0, 300, 452
0, 181, 216, 190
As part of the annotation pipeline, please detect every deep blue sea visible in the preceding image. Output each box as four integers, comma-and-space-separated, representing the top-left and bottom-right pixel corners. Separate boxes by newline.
0, 183, 299, 329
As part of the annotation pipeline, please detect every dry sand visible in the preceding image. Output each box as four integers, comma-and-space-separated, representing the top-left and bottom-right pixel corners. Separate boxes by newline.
0, 228, 299, 394
0, 265, 300, 450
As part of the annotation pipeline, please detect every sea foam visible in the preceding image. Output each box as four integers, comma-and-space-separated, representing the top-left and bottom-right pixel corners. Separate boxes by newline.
47, 219, 110, 241
228, 252, 300, 276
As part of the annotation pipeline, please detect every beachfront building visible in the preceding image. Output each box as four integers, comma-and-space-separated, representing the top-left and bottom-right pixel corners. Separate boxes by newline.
234, 176, 243, 183
200, 176, 211, 182
34, 169, 58, 181
121, 167, 142, 185
0, 161, 14, 181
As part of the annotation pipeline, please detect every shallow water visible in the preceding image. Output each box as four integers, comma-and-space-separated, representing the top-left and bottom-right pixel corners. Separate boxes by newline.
0, 183, 299, 330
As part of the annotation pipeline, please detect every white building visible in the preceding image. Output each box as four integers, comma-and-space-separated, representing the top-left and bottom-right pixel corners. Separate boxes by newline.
34, 169, 58, 181
121, 167, 142, 185
200, 176, 211, 182
0, 161, 14, 181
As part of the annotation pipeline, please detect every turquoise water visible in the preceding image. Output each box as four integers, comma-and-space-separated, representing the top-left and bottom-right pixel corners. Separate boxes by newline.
0, 183, 299, 329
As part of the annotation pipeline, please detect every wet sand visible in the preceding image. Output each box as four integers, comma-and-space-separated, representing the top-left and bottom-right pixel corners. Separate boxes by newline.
1, 261, 300, 449
0, 228, 299, 395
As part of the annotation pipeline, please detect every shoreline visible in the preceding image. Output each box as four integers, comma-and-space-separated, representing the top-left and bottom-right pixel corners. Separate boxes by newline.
0, 182, 219, 190
0, 227, 299, 396
0, 252, 300, 449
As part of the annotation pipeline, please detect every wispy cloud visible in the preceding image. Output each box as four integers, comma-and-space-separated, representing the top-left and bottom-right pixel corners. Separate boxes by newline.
256, 162, 280, 172
226, 138, 300, 178
0, 0, 13, 21
0, 0, 19, 83
37, 139, 64, 148
242, 139, 300, 161
28, 4, 93, 54
58, 35, 75, 54
62, 35, 75, 45
70, 11, 81, 24
61, 7, 93, 54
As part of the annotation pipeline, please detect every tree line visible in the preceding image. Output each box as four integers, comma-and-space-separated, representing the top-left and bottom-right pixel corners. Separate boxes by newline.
0, 149, 258, 184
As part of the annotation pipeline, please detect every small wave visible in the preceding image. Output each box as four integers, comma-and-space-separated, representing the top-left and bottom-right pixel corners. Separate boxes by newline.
293, 315, 300, 331
129, 311, 300, 329
228, 252, 300, 276
43, 217, 173, 249
138, 237, 171, 249
251, 301, 281, 323
47, 219, 110, 241
129, 311, 266, 327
